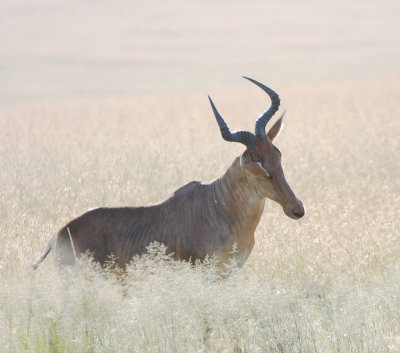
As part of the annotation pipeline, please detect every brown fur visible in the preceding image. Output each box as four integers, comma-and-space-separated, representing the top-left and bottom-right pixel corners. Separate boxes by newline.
34, 112, 304, 269
52, 156, 263, 267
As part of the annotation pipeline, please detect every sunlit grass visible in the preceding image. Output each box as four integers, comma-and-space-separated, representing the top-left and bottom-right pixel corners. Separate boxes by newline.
1, 78, 399, 352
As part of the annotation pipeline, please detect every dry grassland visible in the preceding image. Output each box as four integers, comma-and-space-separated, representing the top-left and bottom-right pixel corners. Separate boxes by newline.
1, 77, 399, 352
1, 0, 400, 351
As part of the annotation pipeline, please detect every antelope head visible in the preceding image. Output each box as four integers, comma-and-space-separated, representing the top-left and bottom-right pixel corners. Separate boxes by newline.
208, 77, 305, 219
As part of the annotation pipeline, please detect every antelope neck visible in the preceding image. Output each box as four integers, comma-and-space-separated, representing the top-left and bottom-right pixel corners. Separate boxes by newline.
211, 157, 266, 226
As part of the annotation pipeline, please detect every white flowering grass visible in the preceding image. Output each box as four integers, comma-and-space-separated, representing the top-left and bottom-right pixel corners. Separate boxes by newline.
1, 78, 400, 352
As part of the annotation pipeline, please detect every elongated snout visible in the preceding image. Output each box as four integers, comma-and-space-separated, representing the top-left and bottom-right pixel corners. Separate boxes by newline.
284, 199, 305, 219
272, 170, 305, 220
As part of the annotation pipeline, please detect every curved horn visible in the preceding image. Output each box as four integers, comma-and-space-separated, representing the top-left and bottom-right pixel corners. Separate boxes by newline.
243, 76, 280, 136
208, 96, 256, 150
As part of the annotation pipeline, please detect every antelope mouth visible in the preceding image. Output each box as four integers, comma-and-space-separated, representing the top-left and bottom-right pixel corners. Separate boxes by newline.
284, 202, 305, 220
291, 210, 305, 219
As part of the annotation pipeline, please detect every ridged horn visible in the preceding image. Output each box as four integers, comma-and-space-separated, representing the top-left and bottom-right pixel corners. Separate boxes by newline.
208, 96, 256, 150
242, 76, 280, 136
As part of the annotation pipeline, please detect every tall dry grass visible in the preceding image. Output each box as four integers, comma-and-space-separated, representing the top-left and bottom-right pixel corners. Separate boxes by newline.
1, 77, 400, 352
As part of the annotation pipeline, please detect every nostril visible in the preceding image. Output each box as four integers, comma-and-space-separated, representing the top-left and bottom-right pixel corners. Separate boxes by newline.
292, 210, 304, 218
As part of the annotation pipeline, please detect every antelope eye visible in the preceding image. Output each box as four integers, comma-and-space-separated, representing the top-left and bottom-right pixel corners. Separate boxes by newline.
256, 161, 273, 179
264, 169, 273, 180
257, 162, 273, 179
264, 170, 273, 180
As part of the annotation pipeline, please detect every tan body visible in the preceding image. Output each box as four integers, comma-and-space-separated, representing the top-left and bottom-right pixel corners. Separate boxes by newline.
33, 77, 304, 270
51, 157, 263, 267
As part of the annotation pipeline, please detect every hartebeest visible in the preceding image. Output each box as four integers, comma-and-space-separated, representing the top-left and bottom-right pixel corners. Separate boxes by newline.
33, 77, 304, 270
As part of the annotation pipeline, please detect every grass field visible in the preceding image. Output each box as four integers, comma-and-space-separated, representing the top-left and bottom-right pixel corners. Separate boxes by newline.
1, 0, 400, 352
1, 78, 399, 352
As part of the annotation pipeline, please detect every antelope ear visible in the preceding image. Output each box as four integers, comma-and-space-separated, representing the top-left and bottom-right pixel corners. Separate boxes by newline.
267, 113, 284, 141
241, 159, 270, 178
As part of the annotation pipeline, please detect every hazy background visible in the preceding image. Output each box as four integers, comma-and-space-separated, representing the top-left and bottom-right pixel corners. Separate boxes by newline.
1, 1, 400, 352
2, 0, 399, 102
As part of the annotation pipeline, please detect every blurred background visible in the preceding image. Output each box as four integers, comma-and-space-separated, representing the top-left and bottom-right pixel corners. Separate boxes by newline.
1, 3, 400, 351
2, 0, 399, 102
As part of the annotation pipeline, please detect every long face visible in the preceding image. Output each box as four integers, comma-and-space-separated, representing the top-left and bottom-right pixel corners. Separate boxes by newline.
208, 77, 305, 220
242, 118, 305, 220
